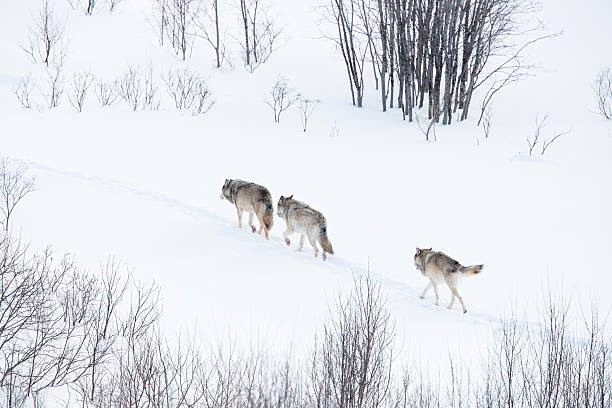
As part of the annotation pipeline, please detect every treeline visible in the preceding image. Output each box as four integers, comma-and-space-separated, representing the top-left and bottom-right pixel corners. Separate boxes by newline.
328, 0, 541, 124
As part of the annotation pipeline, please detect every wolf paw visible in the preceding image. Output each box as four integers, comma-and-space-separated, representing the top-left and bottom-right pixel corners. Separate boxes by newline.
419, 295, 425, 300
285, 239, 290, 246
322, 252, 327, 261
251, 226, 256, 233
463, 310, 468, 314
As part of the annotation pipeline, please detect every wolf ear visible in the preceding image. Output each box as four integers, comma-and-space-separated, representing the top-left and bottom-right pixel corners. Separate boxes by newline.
288, 195, 293, 200
427, 248, 432, 251
416, 248, 421, 255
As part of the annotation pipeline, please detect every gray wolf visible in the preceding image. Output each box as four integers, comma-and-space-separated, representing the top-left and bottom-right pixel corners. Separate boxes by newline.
221, 179, 274, 239
277, 195, 334, 260
414, 248, 483, 313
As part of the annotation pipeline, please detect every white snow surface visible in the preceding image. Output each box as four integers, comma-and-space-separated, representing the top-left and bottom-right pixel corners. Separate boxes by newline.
0, 0, 611, 373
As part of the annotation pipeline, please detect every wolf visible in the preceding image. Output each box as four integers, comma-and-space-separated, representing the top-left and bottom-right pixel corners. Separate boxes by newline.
414, 248, 483, 313
220, 179, 274, 239
277, 195, 334, 260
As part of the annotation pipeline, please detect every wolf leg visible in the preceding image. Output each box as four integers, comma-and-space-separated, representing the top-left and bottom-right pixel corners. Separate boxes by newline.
236, 207, 243, 228
419, 282, 431, 299
283, 227, 292, 246
298, 234, 305, 251
307, 233, 319, 258
450, 288, 467, 313
248, 213, 256, 233
448, 294, 456, 310
432, 282, 440, 306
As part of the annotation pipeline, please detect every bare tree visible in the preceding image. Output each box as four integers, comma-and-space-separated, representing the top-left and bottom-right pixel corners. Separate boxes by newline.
194, 0, 229, 68
15, 75, 35, 109
95, 79, 118, 106
238, 0, 281, 72
152, 0, 171, 46
85, 0, 96, 14
164, 68, 214, 114
325, 0, 368, 107
592, 67, 612, 120
265, 77, 300, 123
68, 71, 94, 112
108, 0, 123, 12
0, 160, 35, 232
23, 0, 68, 66
66, 0, 82, 11
298, 97, 321, 132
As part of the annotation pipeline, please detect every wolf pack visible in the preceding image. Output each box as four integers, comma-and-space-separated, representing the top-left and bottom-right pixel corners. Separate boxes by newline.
221, 178, 484, 313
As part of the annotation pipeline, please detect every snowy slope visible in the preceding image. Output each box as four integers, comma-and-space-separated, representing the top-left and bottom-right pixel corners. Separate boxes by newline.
0, 0, 611, 372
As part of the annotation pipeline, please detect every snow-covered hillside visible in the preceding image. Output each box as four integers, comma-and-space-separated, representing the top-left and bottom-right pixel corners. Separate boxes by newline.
0, 0, 611, 382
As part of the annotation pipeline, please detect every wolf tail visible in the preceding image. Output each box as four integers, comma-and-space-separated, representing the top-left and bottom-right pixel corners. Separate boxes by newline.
318, 226, 334, 255
462, 264, 484, 275
262, 198, 274, 231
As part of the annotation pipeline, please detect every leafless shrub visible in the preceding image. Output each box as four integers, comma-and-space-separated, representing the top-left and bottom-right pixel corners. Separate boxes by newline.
142, 65, 159, 110
117, 66, 159, 111
482, 109, 492, 139
309, 274, 395, 408
592, 67, 612, 120
68, 71, 94, 112
416, 113, 436, 142
526, 115, 545, 156
0, 160, 35, 232
527, 115, 569, 156
298, 97, 320, 132
265, 77, 299, 123
15, 75, 35, 109
540, 130, 569, 156
239, 0, 282, 72
164, 68, 214, 114
43, 63, 64, 108
23, 0, 68, 66
329, 121, 340, 138
95, 79, 118, 106
118, 67, 144, 111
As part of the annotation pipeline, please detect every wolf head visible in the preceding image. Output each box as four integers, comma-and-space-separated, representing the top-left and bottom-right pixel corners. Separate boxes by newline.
414, 247, 432, 272
221, 179, 233, 202
277, 195, 293, 217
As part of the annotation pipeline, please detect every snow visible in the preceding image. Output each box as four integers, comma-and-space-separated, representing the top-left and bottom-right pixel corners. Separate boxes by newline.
0, 0, 611, 382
